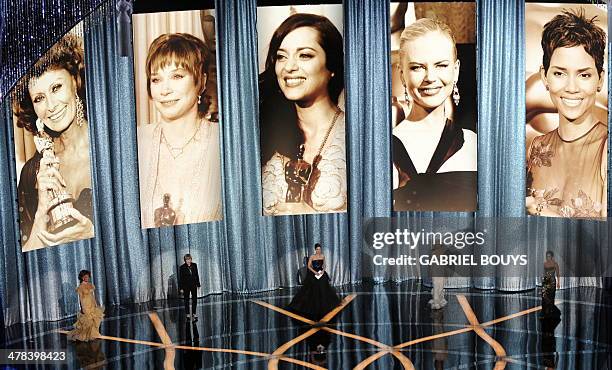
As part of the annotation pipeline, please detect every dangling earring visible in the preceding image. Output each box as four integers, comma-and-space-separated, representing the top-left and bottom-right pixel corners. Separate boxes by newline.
75, 96, 85, 127
197, 95, 202, 105
36, 118, 44, 133
399, 70, 410, 104
452, 83, 460, 106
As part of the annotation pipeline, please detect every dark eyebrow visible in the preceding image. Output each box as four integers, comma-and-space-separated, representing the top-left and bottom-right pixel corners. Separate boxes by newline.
408, 59, 450, 66
30, 77, 63, 94
277, 47, 317, 53
549, 66, 594, 73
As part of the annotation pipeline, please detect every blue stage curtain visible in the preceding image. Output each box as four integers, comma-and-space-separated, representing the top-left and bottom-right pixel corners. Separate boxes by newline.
343, 0, 393, 282
0, 0, 5, 86
0, 0, 393, 325
0, 0, 609, 326
473, 0, 528, 290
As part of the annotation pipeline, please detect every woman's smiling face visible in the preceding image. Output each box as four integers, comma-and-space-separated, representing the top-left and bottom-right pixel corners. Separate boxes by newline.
400, 31, 459, 110
29, 68, 78, 132
149, 63, 202, 123
541, 45, 603, 123
274, 27, 332, 105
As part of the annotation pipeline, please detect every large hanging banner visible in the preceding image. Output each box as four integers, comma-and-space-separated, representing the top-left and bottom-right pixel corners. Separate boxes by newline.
11, 24, 95, 252
390, 2, 478, 212
257, 4, 348, 216
132, 8, 223, 229
525, 3, 608, 218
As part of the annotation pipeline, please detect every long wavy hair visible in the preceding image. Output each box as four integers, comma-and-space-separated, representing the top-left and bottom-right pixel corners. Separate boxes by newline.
259, 13, 344, 164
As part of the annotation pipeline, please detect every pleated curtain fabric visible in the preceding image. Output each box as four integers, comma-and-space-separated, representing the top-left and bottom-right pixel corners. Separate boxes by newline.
0, 0, 609, 325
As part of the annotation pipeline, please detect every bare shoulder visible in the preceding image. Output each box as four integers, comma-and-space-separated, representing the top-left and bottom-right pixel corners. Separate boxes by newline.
462, 129, 477, 150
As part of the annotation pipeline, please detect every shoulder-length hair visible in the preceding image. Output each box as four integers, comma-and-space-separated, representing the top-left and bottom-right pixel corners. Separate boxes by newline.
146, 33, 211, 116
259, 13, 344, 163
12, 33, 87, 134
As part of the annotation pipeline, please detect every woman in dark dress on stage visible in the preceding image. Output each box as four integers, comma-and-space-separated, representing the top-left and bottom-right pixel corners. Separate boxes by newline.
288, 243, 341, 321
541, 250, 561, 318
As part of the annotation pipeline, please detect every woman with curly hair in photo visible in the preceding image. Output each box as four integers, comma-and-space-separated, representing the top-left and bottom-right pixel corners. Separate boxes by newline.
12, 32, 94, 251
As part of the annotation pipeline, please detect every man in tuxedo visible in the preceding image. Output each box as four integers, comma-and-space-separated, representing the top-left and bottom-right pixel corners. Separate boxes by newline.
179, 254, 201, 319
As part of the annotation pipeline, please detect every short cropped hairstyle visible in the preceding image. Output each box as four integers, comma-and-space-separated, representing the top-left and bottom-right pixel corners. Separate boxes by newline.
12, 33, 86, 133
541, 9, 606, 74
184, 254, 192, 261
400, 18, 457, 60
146, 33, 210, 115
78, 269, 91, 283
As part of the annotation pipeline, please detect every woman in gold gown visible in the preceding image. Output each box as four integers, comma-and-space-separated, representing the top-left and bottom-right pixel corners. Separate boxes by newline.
68, 270, 104, 341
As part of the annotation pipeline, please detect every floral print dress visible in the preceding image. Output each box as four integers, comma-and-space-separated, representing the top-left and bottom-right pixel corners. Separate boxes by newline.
527, 123, 607, 218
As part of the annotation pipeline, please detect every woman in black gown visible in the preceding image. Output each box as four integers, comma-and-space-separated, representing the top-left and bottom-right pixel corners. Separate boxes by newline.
541, 250, 561, 318
288, 243, 341, 321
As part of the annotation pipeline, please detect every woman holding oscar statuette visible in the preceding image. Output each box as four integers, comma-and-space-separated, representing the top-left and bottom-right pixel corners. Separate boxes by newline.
13, 33, 94, 251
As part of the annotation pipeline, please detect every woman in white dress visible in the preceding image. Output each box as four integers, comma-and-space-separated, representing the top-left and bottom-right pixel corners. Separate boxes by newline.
138, 33, 222, 228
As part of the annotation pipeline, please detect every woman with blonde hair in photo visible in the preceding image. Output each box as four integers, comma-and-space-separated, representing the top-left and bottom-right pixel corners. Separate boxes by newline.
393, 18, 477, 211
138, 33, 222, 228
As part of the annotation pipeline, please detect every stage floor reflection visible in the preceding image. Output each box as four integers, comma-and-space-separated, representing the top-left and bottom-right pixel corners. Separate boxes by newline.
3, 282, 611, 369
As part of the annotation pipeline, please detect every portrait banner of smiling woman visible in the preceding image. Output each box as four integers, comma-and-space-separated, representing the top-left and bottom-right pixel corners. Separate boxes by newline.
525, 4, 608, 218
11, 24, 95, 252
132, 8, 223, 229
390, 2, 478, 212
257, 4, 347, 216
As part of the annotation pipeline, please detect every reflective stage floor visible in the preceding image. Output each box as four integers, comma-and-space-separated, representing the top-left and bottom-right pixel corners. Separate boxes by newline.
2, 282, 612, 369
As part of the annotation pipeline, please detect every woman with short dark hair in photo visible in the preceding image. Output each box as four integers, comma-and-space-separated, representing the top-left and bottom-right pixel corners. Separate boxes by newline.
260, 13, 346, 216
12, 33, 94, 251
526, 9, 607, 218
138, 33, 222, 228
392, 18, 477, 211
68, 270, 104, 341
